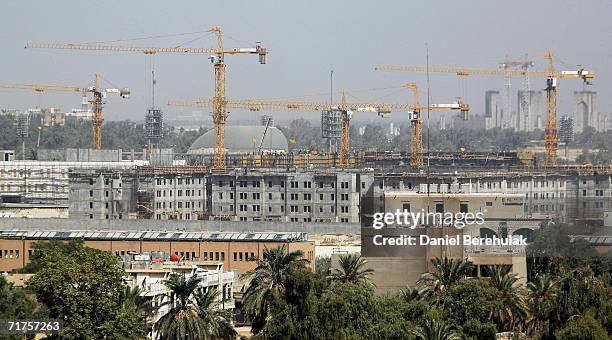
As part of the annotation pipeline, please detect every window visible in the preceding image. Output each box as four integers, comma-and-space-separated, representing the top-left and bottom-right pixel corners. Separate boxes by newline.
435, 203, 444, 213
269, 193, 272, 200
319, 182, 323, 188
319, 193, 324, 200
485, 201, 493, 207
90, 190, 94, 197
268, 181, 273, 188
219, 192, 223, 199
304, 193, 311, 200
219, 181, 223, 187
303, 206, 311, 213
460, 202, 468, 213
402, 203, 411, 212
281, 181, 285, 188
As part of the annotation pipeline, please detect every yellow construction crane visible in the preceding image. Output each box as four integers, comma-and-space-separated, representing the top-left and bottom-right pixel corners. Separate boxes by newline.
542, 51, 593, 165
402, 83, 470, 168
375, 53, 594, 165
168, 93, 407, 167
25, 26, 267, 169
0, 74, 129, 149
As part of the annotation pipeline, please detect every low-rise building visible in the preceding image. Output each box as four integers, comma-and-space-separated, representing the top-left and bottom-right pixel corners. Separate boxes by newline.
0, 230, 315, 274
122, 253, 236, 338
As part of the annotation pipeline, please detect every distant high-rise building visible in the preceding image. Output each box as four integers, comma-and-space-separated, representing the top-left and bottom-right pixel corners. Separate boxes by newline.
516, 90, 545, 131
559, 116, 574, 142
485, 91, 501, 129
573, 91, 599, 132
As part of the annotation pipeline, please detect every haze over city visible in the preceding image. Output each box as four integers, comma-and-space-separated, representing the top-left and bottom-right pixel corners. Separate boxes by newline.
1, 0, 610, 122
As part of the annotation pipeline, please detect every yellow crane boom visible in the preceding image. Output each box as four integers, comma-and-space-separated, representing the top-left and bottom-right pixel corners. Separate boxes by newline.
168, 92, 404, 167
0, 74, 129, 149
375, 52, 594, 165
401, 83, 470, 168
25, 26, 268, 169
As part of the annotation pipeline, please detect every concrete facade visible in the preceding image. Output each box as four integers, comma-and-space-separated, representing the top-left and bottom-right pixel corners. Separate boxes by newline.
517, 90, 545, 131
64, 168, 612, 226
0, 230, 315, 273
573, 91, 600, 132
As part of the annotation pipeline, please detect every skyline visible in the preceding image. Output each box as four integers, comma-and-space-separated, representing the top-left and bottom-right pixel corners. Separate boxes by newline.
1, 0, 610, 123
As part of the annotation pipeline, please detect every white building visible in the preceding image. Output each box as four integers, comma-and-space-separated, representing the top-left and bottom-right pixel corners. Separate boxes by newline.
124, 256, 236, 339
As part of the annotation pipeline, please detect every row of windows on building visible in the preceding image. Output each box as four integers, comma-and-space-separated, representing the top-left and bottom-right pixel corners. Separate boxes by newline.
155, 201, 203, 209
156, 189, 202, 198
220, 204, 351, 214
0, 184, 66, 192
219, 192, 349, 201
114, 250, 257, 262
155, 177, 204, 186
217, 179, 348, 190
379, 180, 569, 191
0, 169, 68, 178
89, 213, 124, 219
0, 249, 20, 259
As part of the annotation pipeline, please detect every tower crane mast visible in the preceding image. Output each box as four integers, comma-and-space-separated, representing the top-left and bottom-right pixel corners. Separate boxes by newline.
375, 53, 594, 165
0, 74, 129, 149
25, 27, 267, 169
168, 94, 407, 167
402, 83, 470, 168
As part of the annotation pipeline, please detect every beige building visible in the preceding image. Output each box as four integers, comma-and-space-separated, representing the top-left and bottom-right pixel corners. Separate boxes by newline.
0, 230, 315, 273
123, 256, 236, 339
363, 191, 540, 293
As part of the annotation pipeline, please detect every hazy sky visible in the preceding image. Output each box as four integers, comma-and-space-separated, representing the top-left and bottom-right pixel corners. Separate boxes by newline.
1, 0, 610, 125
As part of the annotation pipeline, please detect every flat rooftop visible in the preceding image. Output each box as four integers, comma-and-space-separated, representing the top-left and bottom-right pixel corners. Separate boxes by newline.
0, 230, 308, 242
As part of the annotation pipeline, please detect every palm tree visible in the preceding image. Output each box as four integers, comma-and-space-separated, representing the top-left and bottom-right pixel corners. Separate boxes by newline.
155, 273, 205, 340
194, 288, 237, 340
484, 265, 528, 332
412, 319, 461, 340
328, 253, 374, 285
154, 273, 236, 340
120, 285, 156, 334
526, 274, 560, 335
243, 244, 308, 334
417, 257, 474, 296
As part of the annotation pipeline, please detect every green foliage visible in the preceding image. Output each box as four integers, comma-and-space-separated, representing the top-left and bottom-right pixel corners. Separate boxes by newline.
417, 257, 474, 297
458, 319, 497, 340
27, 242, 146, 339
315, 256, 331, 276
243, 245, 309, 334
17, 239, 84, 273
328, 253, 374, 285
315, 282, 411, 339
0, 114, 203, 157
155, 273, 236, 340
555, 314, 609, 340
0, 276, 48, 340
412, 318, 460, 340
442, 278, 501, 327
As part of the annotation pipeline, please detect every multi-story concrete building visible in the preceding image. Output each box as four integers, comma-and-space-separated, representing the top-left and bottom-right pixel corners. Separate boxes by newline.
516, 90, 545, 131
361, 190, 541, 293
0, 230, 314, 273
485, 90, 502, 129
66, 167, 612, 226
123, 255, 236, 338
573, 90, 600, 132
